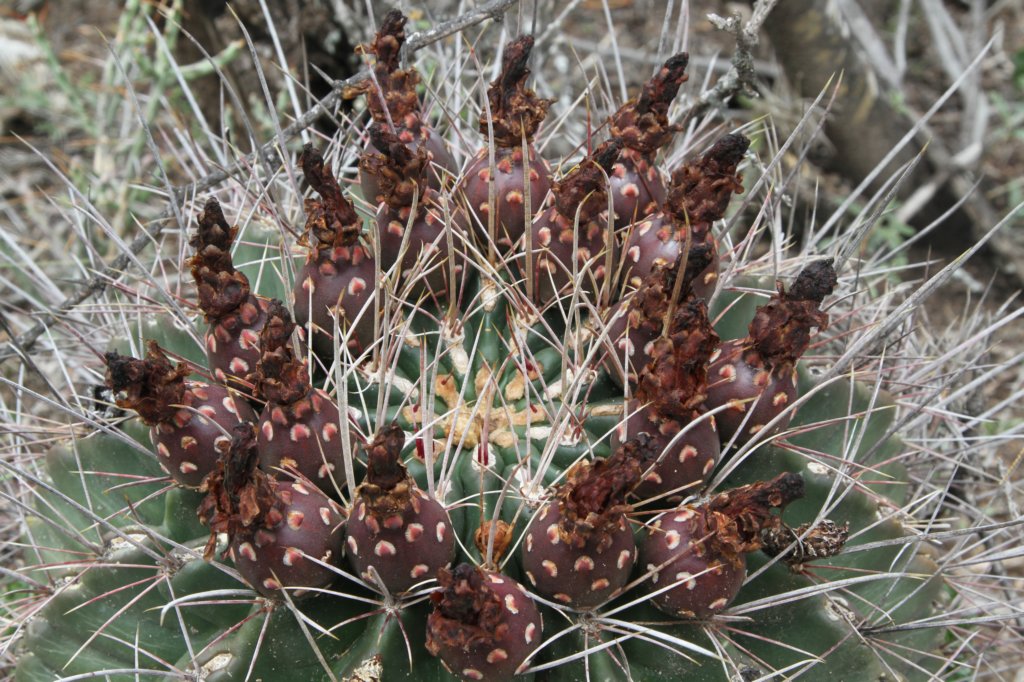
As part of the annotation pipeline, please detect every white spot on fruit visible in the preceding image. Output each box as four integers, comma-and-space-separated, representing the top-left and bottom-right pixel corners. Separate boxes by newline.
542, 560, 558, 577
290, 424, 312, 442
410, 564, 429, 579
287, 511, 304, 529
282, 548, 303, 567
238, 542, 256, 561
525, 622, 536, 644
591, 578, 610, 591
574, 556, 594, 572
675, 572, 697, 590
436, 522, 447, 543
179, 461, 198, 474
487, 649, 508, 664
374, 540, 396, 557
347, 537, 359, 556
709, 597, 729, 610
546, 524, 560, 545
504, 594, 519, 614
261, 421, 274, 442
462, 669, 483, 680
617, 550, 632, 570
405, 523, 423, 542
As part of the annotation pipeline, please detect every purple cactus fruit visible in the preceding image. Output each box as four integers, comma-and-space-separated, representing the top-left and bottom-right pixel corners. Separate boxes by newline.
704, 259, 838, 446
349, 10, 456, 201
520, 438, 647, 609
607, 52, 689, 229
104, 341, 256, 488
346, 424, 455, 594
292, 145, 377, 362
640, 472, 804, 618
604, 242, 715, 387
620, 133, 749, 301
610, 271, 721, 502
362, 124, 467, 303
253, 301, 346, 491
426, 564, 542, 681
200, 422, 345, 597
523, 139, 622, 307
189, 198, 271, 393
460, 35, 553, 257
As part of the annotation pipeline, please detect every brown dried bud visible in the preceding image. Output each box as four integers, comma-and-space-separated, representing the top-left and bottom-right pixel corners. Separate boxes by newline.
747, 259, 837, 370
633, 296, 719, 417
704, 472, 805, 560
362, 423, 411, 494
345, 9, 423, 126
480, 35, 552, 147
198, 421, 277, 560
359, 124, 430, 208
610, 52, 689, 155
554, 437, 648, 547
665, 133, 749, 229
474, 519, 514, 565
190, 198, 252, 321
252, 300, 310, 405
300, 145, 361, 254
428, 564, 505, 648
761, 519, 850, 567
552, 138, 622, 222
103, 341, 188, 425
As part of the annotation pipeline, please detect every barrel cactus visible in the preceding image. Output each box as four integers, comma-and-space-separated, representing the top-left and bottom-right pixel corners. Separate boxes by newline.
2, 5, 1018, 682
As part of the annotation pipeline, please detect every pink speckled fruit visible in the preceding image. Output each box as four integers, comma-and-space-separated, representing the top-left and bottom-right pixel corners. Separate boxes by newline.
104, 342, 256, 488
703, 259, 837, 446
200, 423, 345, 598
346, 424, 455, 594
640, 473, 804, 619
350, 10, 456, 204
253, 301, 346, 492
426, 564, 542, 681
606, 52, 690, 229
461, 35, 552, 261
461, 146, 551, 254
190, 198, 269, 392
519, 440, 645, 609
292, 145, 377, 362
522, 140, 621, 307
